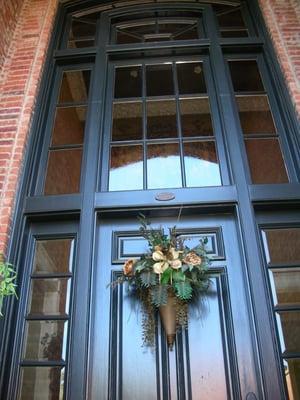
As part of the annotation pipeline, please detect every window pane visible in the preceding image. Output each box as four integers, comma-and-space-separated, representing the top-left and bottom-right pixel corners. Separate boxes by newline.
33, 239, 73, 274
109, 145, 143, 191
276, 312, 300, 354
23, 321, 67, 361
146, 64, 174, 96
184, 141, 221, 187
177, 62, 206, 94
44, 148, 82, 195
19, 367, 64, 400
28, 278, 70, 316
175, 26, 199, 40
236, 95, 276, 134
269, 268, 300, 307
228, 60, 264, 92
263, 228, 300, 264
51, 106, 86, 146
147, 143, 181, 189
217, 9, 248, 38
283, 359, 300, 400
147, 99, 177, 139
58, 70, 91, 103
245, 138, 288, 183
67, 17, 97, 48
115, 66, 142, 98
221, 30, 248, 38
116, 30, 141, 44
180, 98, 213, 137
112, 102, 142, 141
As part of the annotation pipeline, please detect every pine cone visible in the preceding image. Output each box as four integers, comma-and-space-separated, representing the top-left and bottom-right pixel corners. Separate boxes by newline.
183, 251, 202, 266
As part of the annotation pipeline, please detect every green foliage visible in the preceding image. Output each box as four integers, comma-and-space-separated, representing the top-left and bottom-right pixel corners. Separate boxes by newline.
174, 281, 193, 301
150, 285, 168, 307
140, 271, 157, 287
0, 258, 17, 317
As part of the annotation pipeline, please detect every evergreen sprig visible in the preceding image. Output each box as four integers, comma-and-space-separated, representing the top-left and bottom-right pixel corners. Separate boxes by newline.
0, 258, 17, 317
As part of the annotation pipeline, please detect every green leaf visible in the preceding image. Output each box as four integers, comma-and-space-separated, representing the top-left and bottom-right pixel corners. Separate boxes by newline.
172, 270, 185, 282
161, 268, 172, 284
174, 281, 193, 301
150, 285, 168, 307
140, 271, 157, 287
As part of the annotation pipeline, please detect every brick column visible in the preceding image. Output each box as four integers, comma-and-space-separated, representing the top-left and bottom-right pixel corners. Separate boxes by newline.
0, 0, 58, 254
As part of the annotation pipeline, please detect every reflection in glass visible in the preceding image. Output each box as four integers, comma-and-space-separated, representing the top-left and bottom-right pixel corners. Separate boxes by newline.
283, 359, 300, 400
115, 66, 142, 98
147, 100, 177, 138
44, 149, 82, 195
177, 62, 206, 94
146, 64, 173, 96
112, 102, 142, 141
184, 141, 221, 187
19, 367, 64, 400
33, 239, 73, 274
58, 70, 91, 103
236, 95, 276, 134
147, 143, 181, 189
269, 268, 300, 307
263, 228, 300, 264
245, 138, 288, 183
23, 321, 67, 361
276, 312, 300, 354
109, 145, 143, 191
51, 106, 86, 146
67, 15, 97, 48
180, 98, 213, 137
28, 278, 70, 316
228, 60, 264, 92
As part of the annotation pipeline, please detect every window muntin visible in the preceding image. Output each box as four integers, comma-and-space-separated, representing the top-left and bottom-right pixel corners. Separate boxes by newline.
43, 69, 91, 195
108, 60, 222, 192
18, 238, 75, 399
262, 228, 300, 400
228, 59, 289, 184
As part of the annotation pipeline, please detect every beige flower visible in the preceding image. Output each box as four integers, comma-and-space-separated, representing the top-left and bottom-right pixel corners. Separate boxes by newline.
183, 251, 202, 266
152, 250, 166, 262
170, 259, 182, 270
153, 261, 169, 274
169, 247, 181, 260
154, 245, 163, 252
123, 259, 136, 276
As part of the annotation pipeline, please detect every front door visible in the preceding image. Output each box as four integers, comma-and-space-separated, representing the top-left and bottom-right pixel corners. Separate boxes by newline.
89, 213, 258, 399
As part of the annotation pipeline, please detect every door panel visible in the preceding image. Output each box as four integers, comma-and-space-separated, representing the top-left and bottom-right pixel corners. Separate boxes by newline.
89, 214, 258, 399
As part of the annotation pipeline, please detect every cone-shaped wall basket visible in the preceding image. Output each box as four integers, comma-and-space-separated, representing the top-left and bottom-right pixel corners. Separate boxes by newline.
159, 293, 176, 350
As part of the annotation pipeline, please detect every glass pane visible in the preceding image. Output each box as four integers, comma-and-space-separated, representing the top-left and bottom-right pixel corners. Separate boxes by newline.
218, 8, 248, 38
116, 30, 141, 44
159, 22, 199, 40
44, 148, 82, 195
263, 228, 300, 264
269, 268, 300, 307
28, 278, 70, 316
245, 138, 288, 183
109, 145, 143, 191
19, 367, 64, 400
58, 70, 91, 103
112, 102, 142, 141
147, 100, 177, 139
175, 26, 199, 40
228, 60, 264, 92
115, 66, 142, 98
147, 143, 181, 189
236, 95, 276, 134
180, 98, 213, 137
276, 312, 300, 353
177, 62, 206, 94
283, 359, 300, 400
33, 239, 73, 274
146, 64, 173, 96
67, 17, 97, 48
221, 29, 248, 38
51, 106, 86, 146
23, 321, 67, 361
184, 141, 221, 187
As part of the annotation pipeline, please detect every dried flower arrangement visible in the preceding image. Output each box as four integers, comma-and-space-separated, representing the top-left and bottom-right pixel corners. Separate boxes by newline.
0, 257, 17, 317
111, 216, 211, 348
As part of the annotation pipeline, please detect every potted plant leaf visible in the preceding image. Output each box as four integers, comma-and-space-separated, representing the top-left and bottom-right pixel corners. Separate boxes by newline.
0, 257, 17, 317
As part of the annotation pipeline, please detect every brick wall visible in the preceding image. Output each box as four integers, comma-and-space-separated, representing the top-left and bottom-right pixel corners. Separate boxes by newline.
0, 0, 58, 255
0, 0, 299, 256
258, 0, 300, 117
